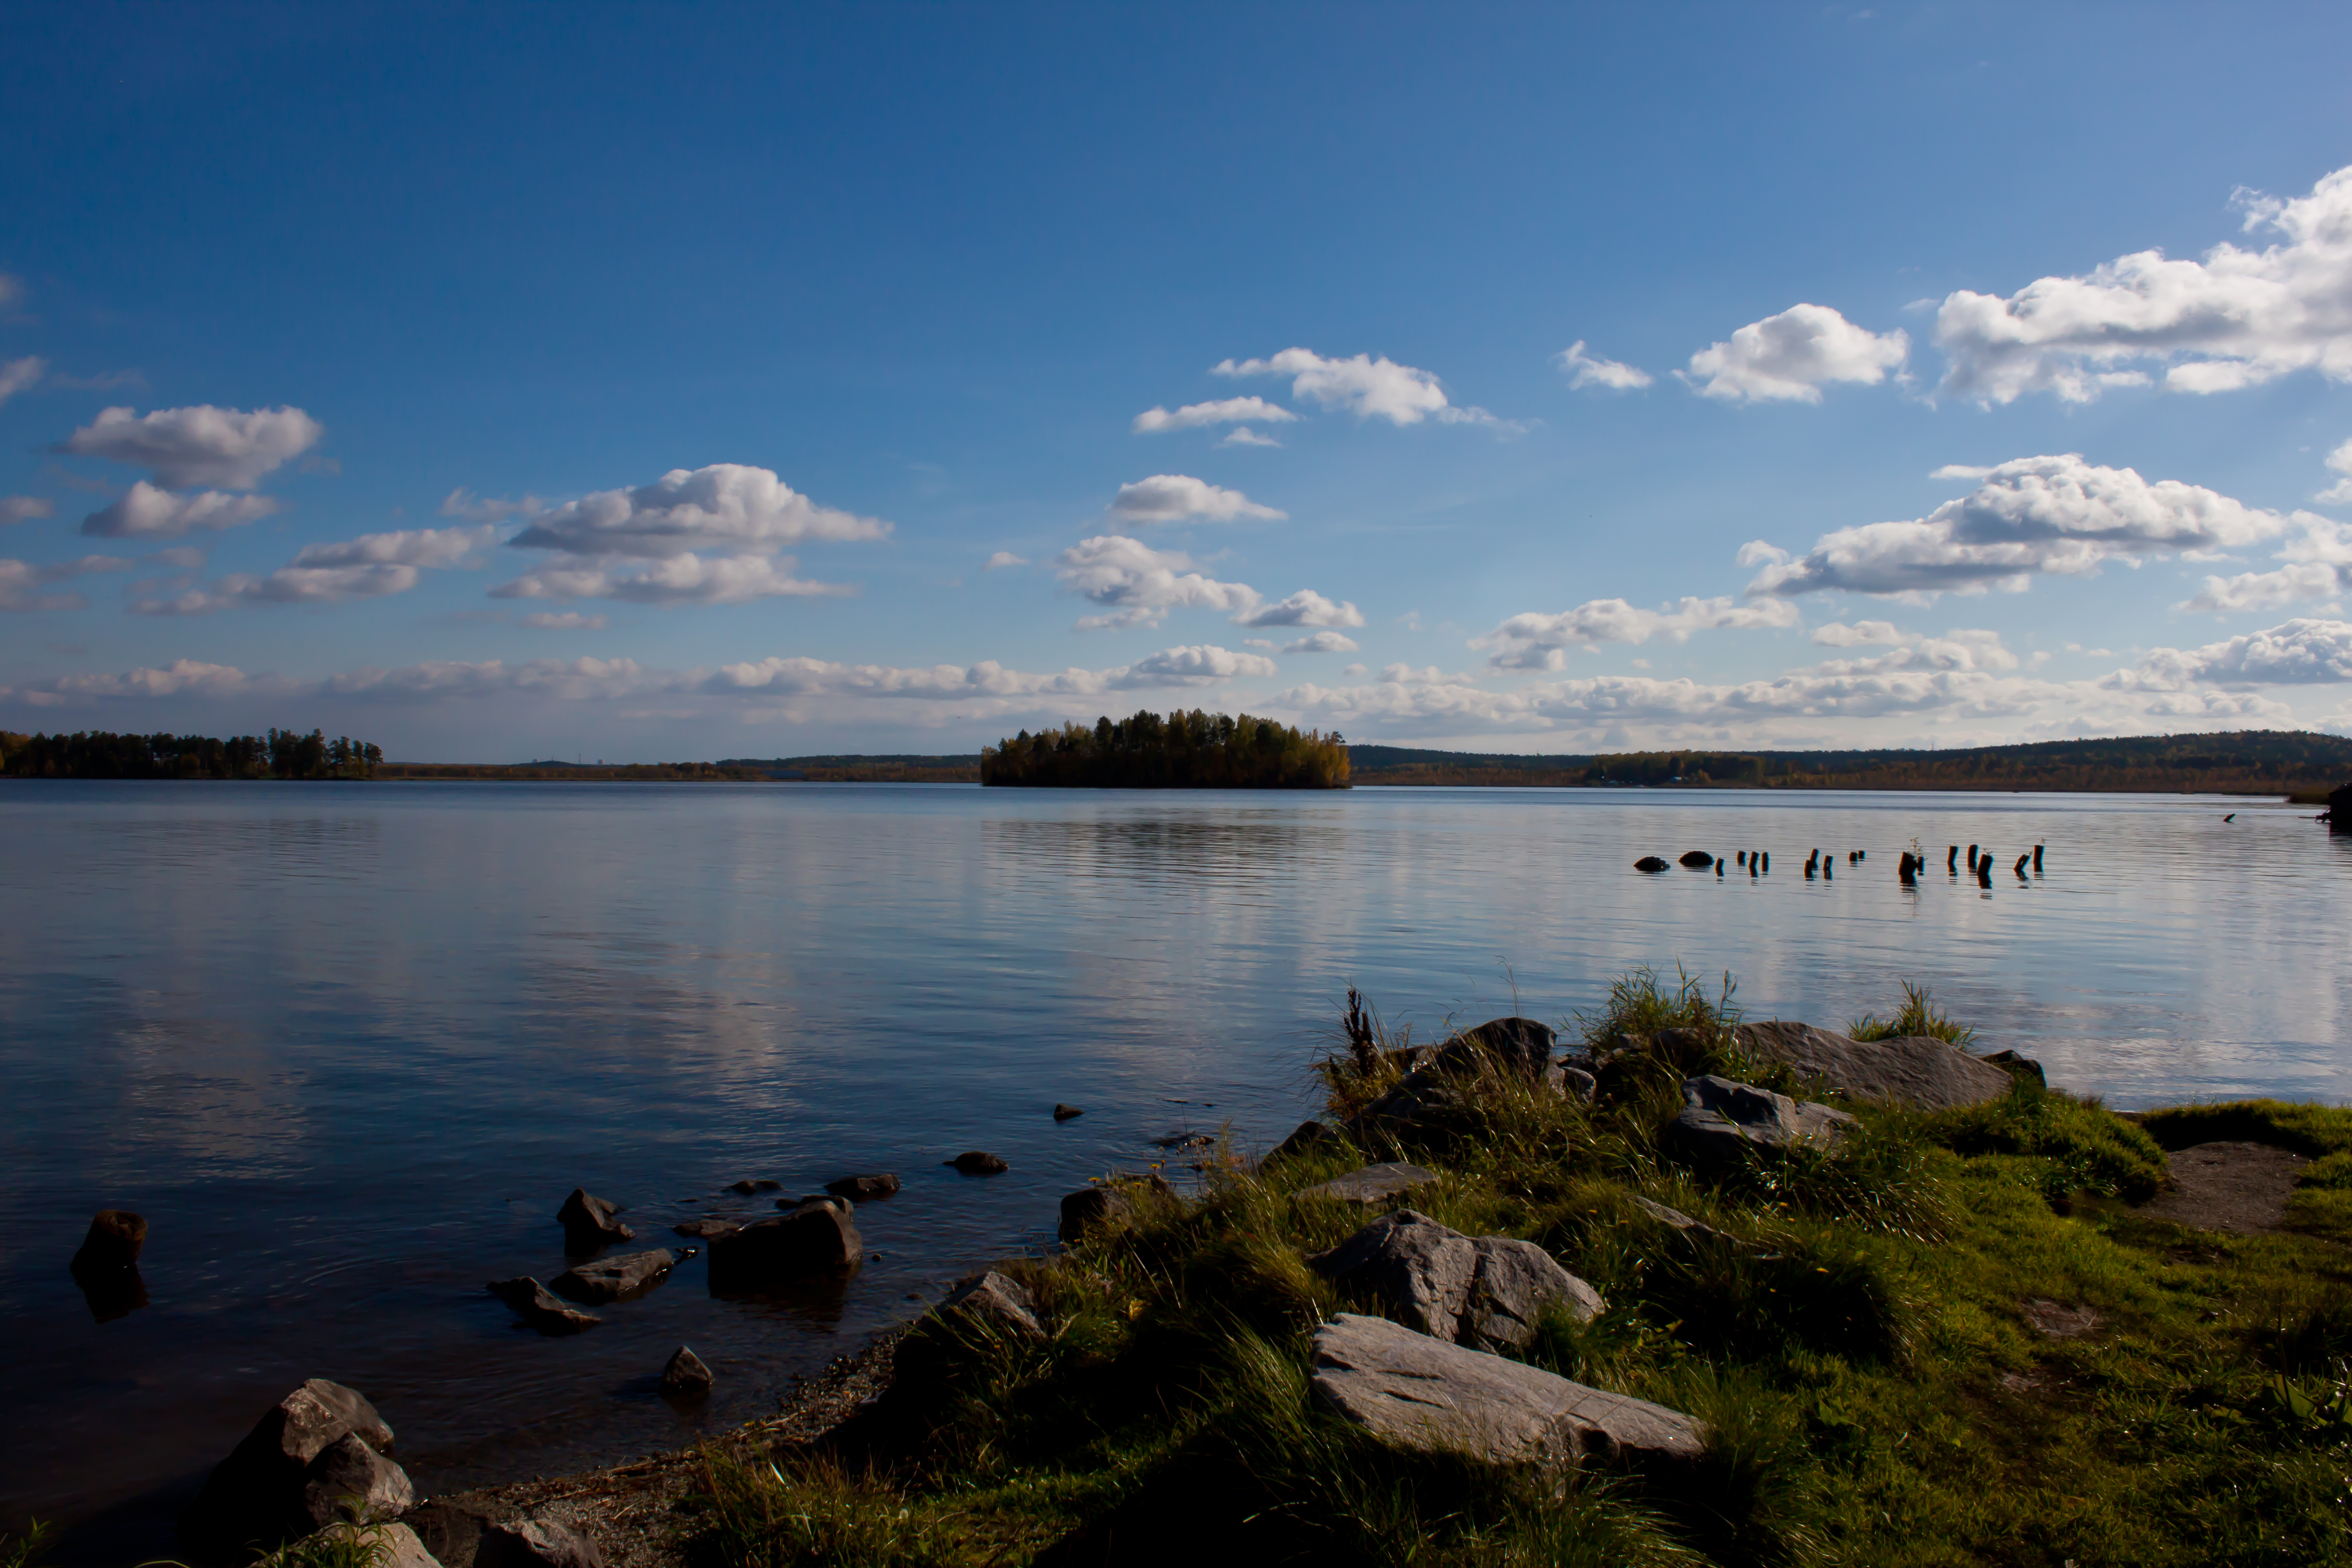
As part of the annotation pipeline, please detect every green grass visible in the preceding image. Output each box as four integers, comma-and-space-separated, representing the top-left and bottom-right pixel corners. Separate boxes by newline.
1849, 981, 1977, 1050
678, 974, 2352, 1567
2141, 1098, 2352, 1241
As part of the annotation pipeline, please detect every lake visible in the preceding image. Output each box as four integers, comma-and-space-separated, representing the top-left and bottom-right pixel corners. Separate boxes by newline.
2, 780, 2345, 1557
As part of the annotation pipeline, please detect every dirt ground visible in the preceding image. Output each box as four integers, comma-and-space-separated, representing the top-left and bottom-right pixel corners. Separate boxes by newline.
2139, 1140, 2309, 1234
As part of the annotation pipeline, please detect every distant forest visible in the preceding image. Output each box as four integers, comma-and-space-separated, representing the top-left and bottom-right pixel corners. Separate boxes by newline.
1, 729, 383, 780
983, 709, 1350, 788
1347, 730, 2352, 799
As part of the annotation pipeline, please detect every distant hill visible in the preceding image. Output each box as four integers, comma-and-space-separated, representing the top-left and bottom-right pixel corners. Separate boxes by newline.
718, 754, 981, 782
1347, 731, 2352, 799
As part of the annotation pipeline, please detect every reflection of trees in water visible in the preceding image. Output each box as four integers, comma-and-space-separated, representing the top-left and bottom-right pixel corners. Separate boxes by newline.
981, 814, 1353, 885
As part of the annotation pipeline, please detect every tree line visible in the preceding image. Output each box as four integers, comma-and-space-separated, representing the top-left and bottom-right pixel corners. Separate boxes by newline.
982, 709, 1350, 788
0, 729, 384, 780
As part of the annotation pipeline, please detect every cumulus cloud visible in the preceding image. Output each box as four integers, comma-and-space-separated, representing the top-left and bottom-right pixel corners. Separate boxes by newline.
1055, 535, 1261, 630
1555, 341, 1653, 391
508, 464, 889, 559
0, 657, 268, 704
2, 496, 54, 525
1118, 644, 1279, 685
1283, 630, 1360, 654
62, 404, 323, 488
1219, 427, 1283, 448
0, 356, 45, 405
2319, 437, 2352, 505
1233, 588, 1365, 630
1131, 397, 1299, 434
131, 525, 495, 615
1936, 165, 2352, 404
2116, 619, 2352, 690
983, 551, 1027, 570
520, 612, 609, 630
1215, 347, 1511, 428
1747, 454, 2282, 598
81, 481, 281, 539
1107, 474, 1285, 525
1811, 619, 1908, 646
0, 553, 136, 612
2179, 513, 2352, 612
1475, 595, 1801, 669
492, 552, 854, 605
1681, 305, 1909, 403
440, 488, 543, 523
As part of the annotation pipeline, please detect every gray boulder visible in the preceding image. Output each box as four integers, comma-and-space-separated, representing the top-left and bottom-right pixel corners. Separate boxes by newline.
181, 1379, 410, 1552
947, 1151, 1009, 1175
1551, 1064, 1598, 1102
555, 1189, 633, 1251
1733, 1021, 2012, 1111
940, 1269, 1046, 1339
1635, 856, 1668, 873
476, 1517, 605, 1568
1628, 1194, 1731, 1245
1058, 1174, 1176, 1243
1664, 1075, 1855, 1176
824, 1173, 902, 1202
1296, 1162, 1439, 1208
1053, 1103, 1085, 1121
488, 1277, 601, 1335
671, 1217, 742, 1239
706, 1198, 862, 1289
1308, 1210, 1602, 1351
1311, 1314, 1706, 1472
661, 1345, 713, 1397
551, 1248, 675, 1304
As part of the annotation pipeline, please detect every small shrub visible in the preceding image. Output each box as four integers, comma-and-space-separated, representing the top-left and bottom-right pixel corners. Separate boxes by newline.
1575, 964, 1741, 1055
1848, 980, 1976, 1049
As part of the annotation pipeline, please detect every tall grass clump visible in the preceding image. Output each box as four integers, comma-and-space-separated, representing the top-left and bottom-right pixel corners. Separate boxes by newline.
1847, 981, 1975, 1049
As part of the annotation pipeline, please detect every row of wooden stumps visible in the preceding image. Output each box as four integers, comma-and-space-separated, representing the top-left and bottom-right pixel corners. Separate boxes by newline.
1897, 843, 2047, 885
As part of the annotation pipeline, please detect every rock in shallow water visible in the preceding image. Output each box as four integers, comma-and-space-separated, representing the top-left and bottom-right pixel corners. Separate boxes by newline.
551, 1248, 675, 1304
947, 1151, 1009, 1176
71, 1208, 147, 1274
707, 1198, 862, 1289
555, 1188, 633, 1251
1310, 1314, 1705, 1472
1052, 1103, 1085, 1121
825, 1173, 902, 1202
180, 1378, 409, 1552
488, 1277, 601, 1334
1308, 1210, 1602, 1352
661, 1345, 714, 1397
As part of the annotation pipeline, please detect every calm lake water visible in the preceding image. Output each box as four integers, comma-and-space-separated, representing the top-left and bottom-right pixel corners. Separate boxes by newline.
3, 780, 2347, 1556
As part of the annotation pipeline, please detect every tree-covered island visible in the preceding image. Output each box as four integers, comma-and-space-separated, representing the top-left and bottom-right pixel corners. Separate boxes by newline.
981, 709, 1350, 788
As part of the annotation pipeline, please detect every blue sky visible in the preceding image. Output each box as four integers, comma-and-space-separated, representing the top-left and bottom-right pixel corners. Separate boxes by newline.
3, 1, 2350, 759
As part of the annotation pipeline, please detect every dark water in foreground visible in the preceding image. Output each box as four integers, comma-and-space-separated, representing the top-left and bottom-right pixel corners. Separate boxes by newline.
2, 781, 2346, 1554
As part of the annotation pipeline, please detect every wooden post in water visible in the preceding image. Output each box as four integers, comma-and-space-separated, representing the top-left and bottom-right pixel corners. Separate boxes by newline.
2013, 853, 2030, 879
1948, 845, 1959, 874
2033, 843, 2044, 874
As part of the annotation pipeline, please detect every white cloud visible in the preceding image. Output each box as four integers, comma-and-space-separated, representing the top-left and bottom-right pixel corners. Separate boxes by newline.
2179, 512, 2352, 612
1219, 427, 1283, 448
1282, 630, 1360, 654
1131, 397, 1299, 434
1475, 595, 1801, 669
0, 357, 45, 405
2, 496, 54, 524
1, 657, 266, 703
2318, 437, 2352, 505
1233, 588, 1365, 630
492, 551, 854, 605
1554, 341, 1653, 391
1214, 347, 1511, 428
2116, 619, 2352, 689
508, 464, 889, 558
61, 404, 323, 488
1117, 644, 1280, 685
1811, 619, 1908, 646
0, 552, 135, 612
520, 612, 609, 630
983, 551, 1028, 571
1747, 454, 2282, 598
1107, 474, 1285, 525
81, 481, 281, 538
1936, 164, 2352, 404
1681, 304, 1909, 403
1055, 535, 1261, 630
130, 525, 495, 615
440, 488, 543, 523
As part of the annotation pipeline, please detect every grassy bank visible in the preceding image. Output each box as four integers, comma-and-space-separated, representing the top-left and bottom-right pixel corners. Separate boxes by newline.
680, 971, 2352, 1567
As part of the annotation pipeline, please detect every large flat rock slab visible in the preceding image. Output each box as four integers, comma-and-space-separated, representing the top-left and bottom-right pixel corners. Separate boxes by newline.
1735, 1021, 2011, 1110
1310, 1314, 1705, 1472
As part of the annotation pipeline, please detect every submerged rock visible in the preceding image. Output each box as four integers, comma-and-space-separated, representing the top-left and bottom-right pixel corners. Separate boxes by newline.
181, 1378, 409, 1552
671, 1217, 742, 1239
946, 1151, 1009, 1176
1053, 1103, 1085, 1121
488, 1277, 601, 1335
1310, 1314, 1705, 1472
727, 1178, 782, 1195
1664, 1075, 1854, 1175
1634, 855, 1669, 873
1308, 1209, 1602, 1351
555, 1189, 633, 1251
1296, 1162, 1439, 1208
707, 1198, 862, 1289
661, 1345, 713, 1397
825, 1173, 902, 1202
71, 1209, 147, 1274
551, 1248, 676, 1304
1679, 850, 1715, 868
1734, 1021, 2012, 1110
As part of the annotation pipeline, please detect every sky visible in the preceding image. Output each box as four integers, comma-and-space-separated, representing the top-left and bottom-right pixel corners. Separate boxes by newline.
2, 1, 2351, 761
